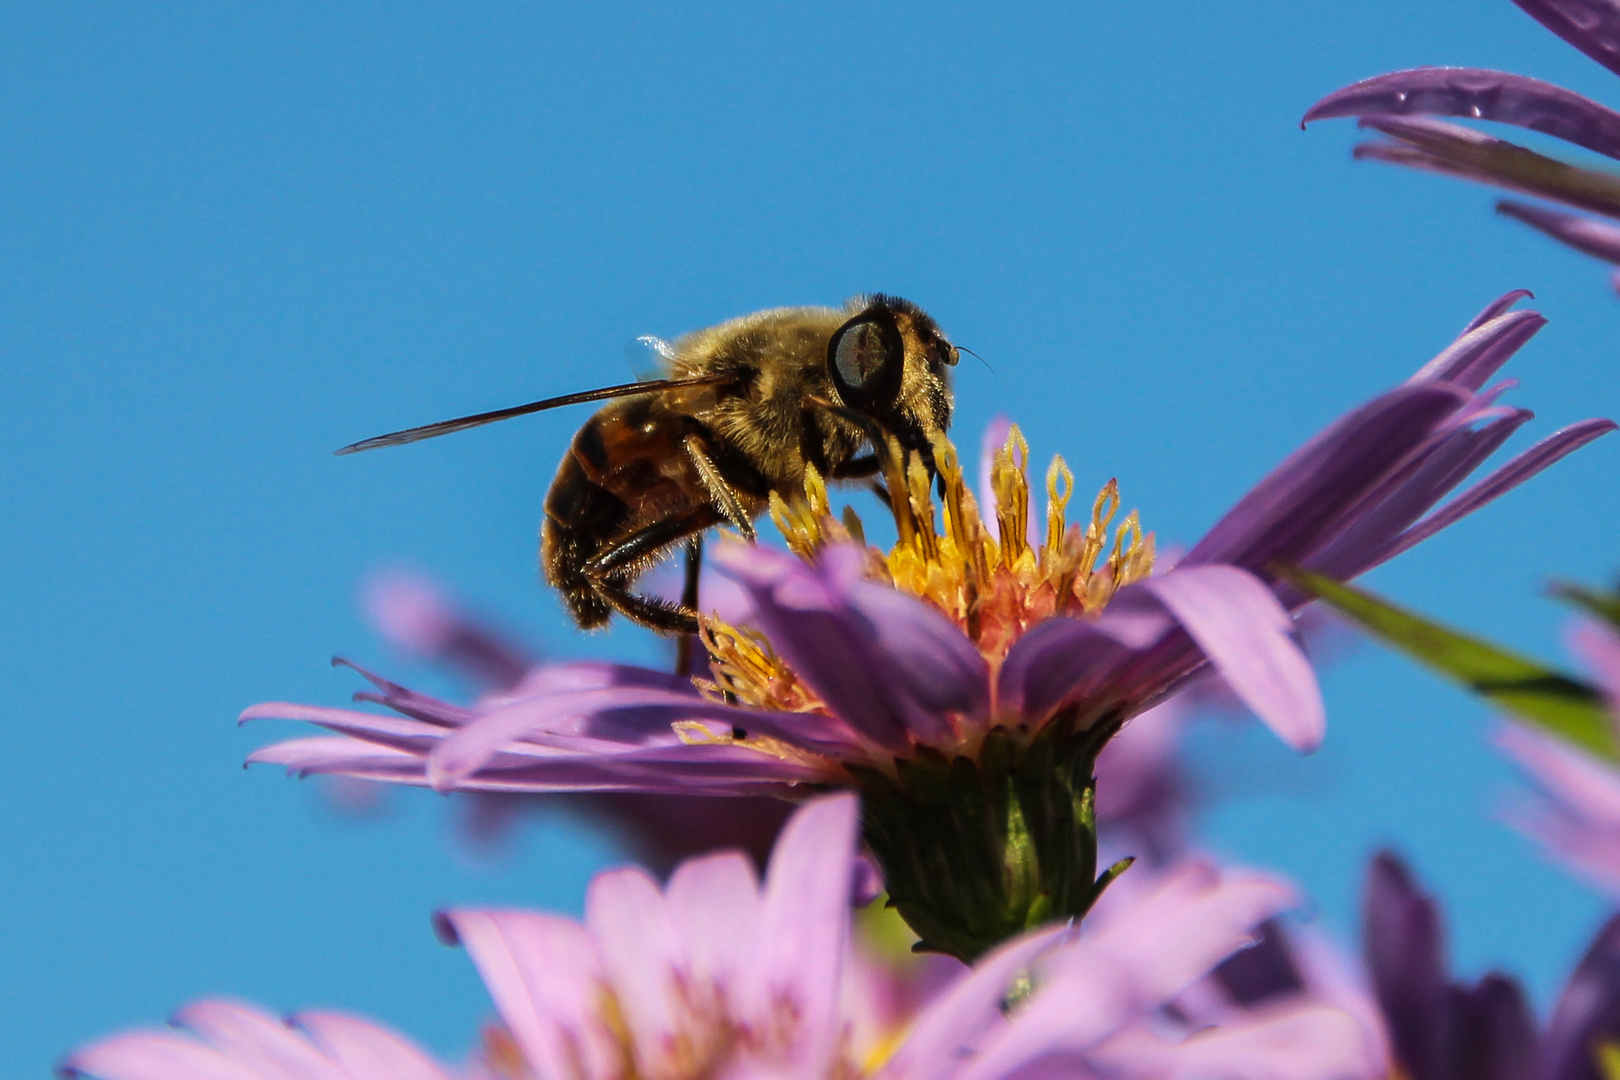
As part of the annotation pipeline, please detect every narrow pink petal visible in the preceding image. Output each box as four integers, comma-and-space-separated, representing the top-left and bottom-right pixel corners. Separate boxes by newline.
426, 686, 858, 792
364, 572, 461, 654
665, 851, 762, 1005
585, 867, 683, 1070
1496, 721, 1620, 826
712, 543, 950, 748
1568, 617, 1620, 703
1353, 122, 1620, 218
1384, 418, 1617, 561
1405, 309, 1544, 391
437, 909, 618, 1080
1287, 928, 1392, 1075
247, 737, 420, 775
1093, 1004, 1376, 1080
956, 861, 1299, 1080
239, 704, 451, 755
1145, 566, 1324, 753
1082, 860, 1301, 1008
290, 1012, 452, 1080
362, 571, 533, 691
1501, 792, 1620, 897
1304, 68, 1620, 161
1512, 0, 1620, 80
1186, 385, 1467, 571
1462, 289, 1535, 333
61, 1031, 261, 1080
171, 1000, 347, 1080
752, 794, 859, 1080
878, 924, 1071, 1080
1499, 201, 1620, 265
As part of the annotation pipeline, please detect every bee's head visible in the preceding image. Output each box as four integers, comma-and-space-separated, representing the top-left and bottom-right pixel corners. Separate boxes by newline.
828, 294, 955, 454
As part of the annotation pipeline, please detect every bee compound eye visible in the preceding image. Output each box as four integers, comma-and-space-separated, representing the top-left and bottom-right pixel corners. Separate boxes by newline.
829, 312, 905, 413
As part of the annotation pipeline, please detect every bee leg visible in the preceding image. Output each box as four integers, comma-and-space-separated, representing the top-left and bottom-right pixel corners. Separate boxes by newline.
828, 454, 881, 480
683, 435, 757, 541
675, 536, 702, 676
585, 506, 722, 635
594, 579, 700, 636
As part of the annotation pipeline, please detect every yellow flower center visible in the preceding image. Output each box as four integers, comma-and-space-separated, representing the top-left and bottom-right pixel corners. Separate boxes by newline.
688, 427, 1154, 749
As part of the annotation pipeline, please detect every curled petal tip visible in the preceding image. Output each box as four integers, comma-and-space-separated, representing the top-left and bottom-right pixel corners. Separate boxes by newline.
238, 703, 285, 725
431, 910, 460, 945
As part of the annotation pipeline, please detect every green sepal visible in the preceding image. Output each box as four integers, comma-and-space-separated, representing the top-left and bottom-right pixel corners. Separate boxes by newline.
1551, 580, 1620, 633
855, 722, 1127, 964
1287, 568, 1620, 763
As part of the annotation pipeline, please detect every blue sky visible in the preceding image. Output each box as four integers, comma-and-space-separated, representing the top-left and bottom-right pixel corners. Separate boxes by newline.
6, 0, 1620, 1069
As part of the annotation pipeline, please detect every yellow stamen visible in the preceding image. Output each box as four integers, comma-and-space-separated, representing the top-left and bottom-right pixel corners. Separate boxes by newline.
992, 427, 1031, 568
1043, 456, 1072, 572
672, 719, 828, 771
700, 425, 1155, 743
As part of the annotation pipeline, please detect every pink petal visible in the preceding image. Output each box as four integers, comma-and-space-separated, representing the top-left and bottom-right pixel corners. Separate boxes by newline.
879, 924, 1072, 1080
1352, 115, 1620, 220
1092, 1003, 1376, 1080
665, 851, 762, 1007
955, 861, 1299, 1080
584, 867, 683, 1069
1501, 793, 1620, 897
239, 704, 454, 756
61, 1031, 261, 1080
1081, 860, 1302, 1009
170, 1000, 347, 1080
1461, 289, 1535, 333
1304, 68, 1620, 162
751, 794, 859, 1080
1567, 617, 1620, 704
1496, 721, 1620, 826
290, 1012, 452, 1080
1406, 308, 1545, 391
1287, 928, 1391, 1074
247, 737, 421, 776
1145, 566, 1325, 753
1384, 419, 1617, 562
1498, 201, 1620, 265
1512, 0, 1620, 80
435, 909, 618, 1080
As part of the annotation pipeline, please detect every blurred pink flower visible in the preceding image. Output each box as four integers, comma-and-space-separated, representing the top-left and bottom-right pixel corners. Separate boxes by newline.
437, 794, 1370, 1080
61, 1000, 483, 1080
64, 795, 1373, 1080
1485, 615, 1620, 895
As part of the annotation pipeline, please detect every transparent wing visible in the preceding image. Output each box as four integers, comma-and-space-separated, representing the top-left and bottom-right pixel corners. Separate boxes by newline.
623, 334, 676, 381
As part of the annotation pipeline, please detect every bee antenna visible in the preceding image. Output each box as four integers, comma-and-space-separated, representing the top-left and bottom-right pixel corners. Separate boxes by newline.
958, 345, 993, 373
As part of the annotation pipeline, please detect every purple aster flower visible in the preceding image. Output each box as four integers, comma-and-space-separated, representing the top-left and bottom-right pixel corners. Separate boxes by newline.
360, 570, 793, 872
248, 293, 1609, 958
1303, 1, 1620, 289
1360, 849, 1620, 1080
60, 999, 483, 1080
64, 794, 1371, 1080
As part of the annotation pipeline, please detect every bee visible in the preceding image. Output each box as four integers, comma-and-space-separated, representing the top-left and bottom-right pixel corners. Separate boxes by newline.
338, 294, 959, 634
